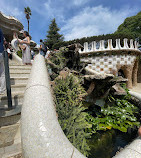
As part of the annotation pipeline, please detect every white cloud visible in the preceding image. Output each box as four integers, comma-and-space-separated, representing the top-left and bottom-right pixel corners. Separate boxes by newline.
44, 0, 65, 21
0, 0, 24, 21
72, 0, 89, 6
62, 5, 139, 41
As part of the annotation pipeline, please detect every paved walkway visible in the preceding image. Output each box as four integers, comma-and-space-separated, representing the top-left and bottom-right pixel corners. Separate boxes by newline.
130, 83, 141, 94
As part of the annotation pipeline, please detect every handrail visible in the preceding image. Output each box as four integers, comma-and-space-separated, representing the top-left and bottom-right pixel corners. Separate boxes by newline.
3, 50, 12, 109
21, 54, 86, 158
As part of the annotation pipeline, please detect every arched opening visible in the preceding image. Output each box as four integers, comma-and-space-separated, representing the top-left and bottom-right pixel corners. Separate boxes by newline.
118, 69, 125, 78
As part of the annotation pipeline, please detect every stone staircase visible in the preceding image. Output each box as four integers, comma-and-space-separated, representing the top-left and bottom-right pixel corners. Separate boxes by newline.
0, 60, 32, 158
0, 61, 31, 110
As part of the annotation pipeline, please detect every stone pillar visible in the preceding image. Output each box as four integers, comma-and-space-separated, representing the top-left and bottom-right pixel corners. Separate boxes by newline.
134, 41, 139, 50
107, 39, 113, 50
132, 59, 138, 87
130, 39, 134, 49
91, 41, 96, 51
123, 38, 129, 49
115, 39, 122, 50
99, 40, 105, 50
123, 65, 133, 89
84, 42, 88, 52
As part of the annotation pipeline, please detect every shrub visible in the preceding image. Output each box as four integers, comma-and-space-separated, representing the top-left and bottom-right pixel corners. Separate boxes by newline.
54, 74, 91, 156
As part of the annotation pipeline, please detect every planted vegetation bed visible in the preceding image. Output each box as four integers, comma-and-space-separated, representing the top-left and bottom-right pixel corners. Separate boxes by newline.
47, 47, 141, 157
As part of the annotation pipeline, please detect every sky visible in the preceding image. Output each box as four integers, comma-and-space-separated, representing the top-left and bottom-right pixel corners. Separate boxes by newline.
0, 0, 141, 43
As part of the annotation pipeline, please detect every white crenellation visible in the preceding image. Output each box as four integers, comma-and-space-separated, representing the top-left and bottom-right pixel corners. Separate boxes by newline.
84, 42, 89, 52
130, 39, 134, 49
80, 39, 140, 53
91, 41, 96, 51
123, 38, 129, 49
107, 39, 113, 50
99, 40, 105, 50
134, 41, 139, 50
115, 39, 122, 50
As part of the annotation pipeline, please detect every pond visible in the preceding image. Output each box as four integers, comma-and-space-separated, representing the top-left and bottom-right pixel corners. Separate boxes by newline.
88, 129, 138, 158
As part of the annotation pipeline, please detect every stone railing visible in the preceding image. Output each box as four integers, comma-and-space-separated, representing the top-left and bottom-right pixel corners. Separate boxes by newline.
79, 39, 140, 54
21, 54, 86, 158
11, 52, 23, 64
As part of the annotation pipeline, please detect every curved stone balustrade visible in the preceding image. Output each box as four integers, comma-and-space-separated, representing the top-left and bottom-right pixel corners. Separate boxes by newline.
11, 52, 23, 64
21, 54, 86, 158
79, 39, 140, 54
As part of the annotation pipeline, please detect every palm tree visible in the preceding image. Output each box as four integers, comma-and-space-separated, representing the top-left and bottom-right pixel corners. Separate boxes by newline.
24, 7, 32, 33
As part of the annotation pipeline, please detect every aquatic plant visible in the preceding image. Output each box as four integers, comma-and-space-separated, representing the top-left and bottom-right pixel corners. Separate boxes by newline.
87, 85, 140, 133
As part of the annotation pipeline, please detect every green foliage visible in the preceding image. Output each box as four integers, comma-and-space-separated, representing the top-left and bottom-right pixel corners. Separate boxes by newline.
116, 11, 141, 41
45, 18, 64, 49
87, 92, 140, 133
49, 48, 68, 70
54, 75, 91, 156
24, 7, 32, 17
16, 50, 22, 58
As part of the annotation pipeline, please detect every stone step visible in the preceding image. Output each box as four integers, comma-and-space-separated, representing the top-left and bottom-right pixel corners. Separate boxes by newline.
10, 72, 30, 78
0, 92, 24, 108
0, 122, 21, 158
11, 84, 26, 92
9, 65, 31, 69
10, 68, 31, 74
10, 77, 28, 85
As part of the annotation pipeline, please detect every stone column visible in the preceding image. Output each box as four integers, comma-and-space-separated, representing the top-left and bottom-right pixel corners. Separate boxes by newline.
123, 38, 129, 49
84, 42, 88, 52
107, 39, 113, 50
91, 41, 96, 51
134, 41, 139, 50
99, 40, 105, 50
130, 39, 134, 49
123, 65, 133, 89
115, 39, 122, 50
132, 59, 138, 87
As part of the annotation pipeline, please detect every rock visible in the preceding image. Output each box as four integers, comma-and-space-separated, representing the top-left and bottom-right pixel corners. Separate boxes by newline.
112, 83, 127, 96
85, 67, 114, 80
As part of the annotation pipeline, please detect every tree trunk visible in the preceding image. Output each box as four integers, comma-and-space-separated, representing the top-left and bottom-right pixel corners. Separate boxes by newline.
28, 19, 29, 33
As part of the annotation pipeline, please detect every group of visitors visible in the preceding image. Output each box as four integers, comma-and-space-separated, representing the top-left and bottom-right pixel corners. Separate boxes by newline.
17, 33, 50, 63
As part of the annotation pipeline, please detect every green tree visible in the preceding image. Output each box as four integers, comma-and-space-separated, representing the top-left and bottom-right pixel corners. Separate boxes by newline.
24, 7, 32, 33
45, 18, 64, 49
115, 11, 141, 40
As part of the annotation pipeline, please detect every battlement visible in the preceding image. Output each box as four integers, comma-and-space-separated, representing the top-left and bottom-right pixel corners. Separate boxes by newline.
79, 39, 140, 54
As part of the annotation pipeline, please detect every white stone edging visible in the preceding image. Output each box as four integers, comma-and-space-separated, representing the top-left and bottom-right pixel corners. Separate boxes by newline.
21, 54, 86, 158
12, 52, 23, 65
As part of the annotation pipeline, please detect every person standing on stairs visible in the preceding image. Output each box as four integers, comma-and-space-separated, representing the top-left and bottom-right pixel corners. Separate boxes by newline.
0, 29, 6, 95
18, 31, 31, 65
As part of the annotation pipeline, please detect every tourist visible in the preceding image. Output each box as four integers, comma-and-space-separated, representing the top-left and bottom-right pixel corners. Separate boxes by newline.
45, 49, 50, 59
0, 29, 6, 95
39, 39, 46, 57
18, 31, 31, 65
31, 49, 35, 59
5, 42, 13, 60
